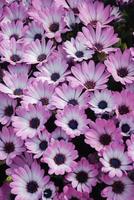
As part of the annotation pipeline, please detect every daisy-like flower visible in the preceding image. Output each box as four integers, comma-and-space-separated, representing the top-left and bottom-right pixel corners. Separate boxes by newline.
3, 2, 27, 22
0, 72, 28, 98
23, 39, 54, 64
42, 140, 78, 175
7, 63, 30, 76
89, 90, 115, 114
35, 53, 70, 85
25, 130, 51, 159
62, 185, 89, 200
64, 38, 94, 62
42, 181, 56, 200
55, 105, 89, 138
64, 10, 80, 30
30, 6, 67, 42
10, 161, 50, 200
67, 60, 109, 91
0, 93, 17, 125
0, 126, 25, 165
78, 1, 114, 27
22, 79, 55, 109
12, 103, 50, 140
105, 49, 134, 85
51, 127, 70, 141
100, 143, 132, 177
0, 38, 24, 64
66, 157, 98, 193
52, 83, 89, 109
85, 119, 122, 151
101, 175, 134, 200
127, 135, 134, 161
118, 114, 134, 136
77, 23, 119, 54
114, 90, 134, 116
23, 21, 45, 45
0, 20, 25, 42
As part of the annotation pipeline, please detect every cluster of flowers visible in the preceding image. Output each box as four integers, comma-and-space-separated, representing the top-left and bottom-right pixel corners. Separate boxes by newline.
0, 0, 134, 200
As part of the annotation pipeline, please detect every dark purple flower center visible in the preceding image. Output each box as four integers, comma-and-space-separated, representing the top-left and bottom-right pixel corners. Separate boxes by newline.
10, 34, 19, 40
72, 7, 79, 14
54, 153, 65, 165
29, 117, 40, 129
14, 88, 23, 96
4, 142, 15, 153
49, 23, 59, 33
112, 181, 125, 194
43, 189, 52, 198
26, 181, 38, 193
4, 105, 14, 117
98, 101, 108, 109
117, 68, 128, 78
51, 73, 60, 82
37, 54, 46, 62
70, 197, 79, 200
121, 123, 130, 133
34, 33, 42, 41
110, 158, 121, 168
40, 97, 49, 105
75, 51, 84, 58
99, 134, 111, 145
39, 140, 48, 151
84, 81, 95, 90
76, 171, 88, 183
68, 99, 78, 106
94, 43, 103, 51
68, 119, 78, 130
118, 105, 129, 115
10, 54, 21, 62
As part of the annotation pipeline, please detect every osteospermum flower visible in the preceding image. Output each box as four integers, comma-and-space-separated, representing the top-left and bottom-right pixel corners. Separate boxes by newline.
7, 63, 30, 76
35, 53, 70, 85
0, 127, 25, 165
55, 105, 89, 138
77, 23, 119, 54
89, 90, 115, 114
0, 93, 17, 125
25, 130, 51, 159
0, 38, 24, 64
101, 175, 134, 200
42, 140, 78, 175
64, 10, 80, 30
23, 39, 54, 64
22, 79, 55, 109
68, 60, 109, 91
30, 6, 67, 42
0, 20, 25, 42
0, 73, 28, 98
42, 181, 56, 200
78, 1, 114, 27
105, 49, 134, 85
12, 103, 50, 140
118, 114, 134, 136
100, 143, 132, 177
114, 90, 134, 116
64, 38, 94, 62
52, 83, 89, 109
85, 119, 122, 151
66, 157, 98, 193
10, 161, 50, 200
51, 127, 69, 141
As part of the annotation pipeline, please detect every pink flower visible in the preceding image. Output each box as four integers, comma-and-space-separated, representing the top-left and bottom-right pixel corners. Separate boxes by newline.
105, 49, 134, 85
0, 126, 25, 165
100, 143, 132, 177
66, 157, 98, 193
118, 114, 134, 136
67, 60, 110, 91
77, 23, 119, 53
42, 181, 57, 200
12, 103, 50, 140
42, 140, 78, 175
55, 105, 89, 138
85, 119, 122, 151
